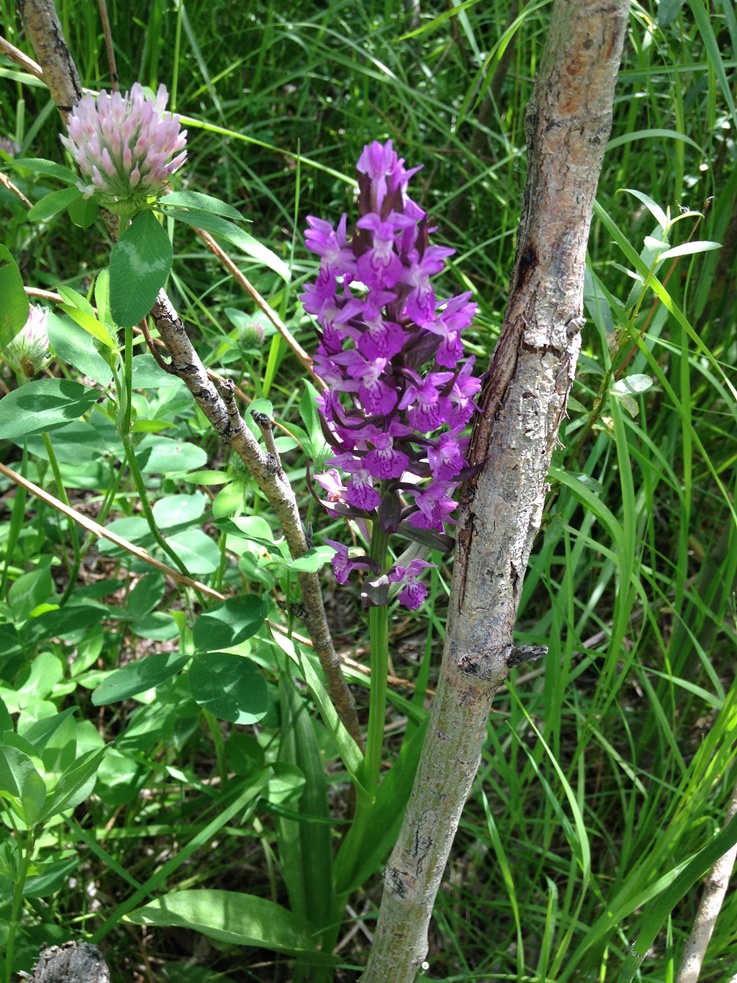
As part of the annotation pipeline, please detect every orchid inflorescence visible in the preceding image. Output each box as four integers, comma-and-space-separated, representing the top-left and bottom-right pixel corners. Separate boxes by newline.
302, 140, 481, 609
61, 83, 187, 216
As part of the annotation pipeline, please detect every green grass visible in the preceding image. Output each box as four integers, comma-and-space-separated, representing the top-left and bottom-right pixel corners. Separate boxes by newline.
1, 0, 736, 980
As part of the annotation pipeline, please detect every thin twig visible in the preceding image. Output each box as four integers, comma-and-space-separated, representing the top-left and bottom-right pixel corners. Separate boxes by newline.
0, 33, 44, 80
194, 226, 319, 381
96, 0, 118, 90
0, 462, 223, 600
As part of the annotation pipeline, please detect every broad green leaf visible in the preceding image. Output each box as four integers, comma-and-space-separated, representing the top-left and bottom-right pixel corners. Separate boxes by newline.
92, 652, 190, 705
188, 653, 268, 724
136, 435, 208, 474
181, 469, 230, 486
25, 603, 109, 643
109, 210, 173, 326
0, 379, 100, 439
0, 745, 47, 826
159, 191, 244, 221
170, 209, 290, 282
299, 380, 328, 457
67, 193, 99, 228
166, 529, 221, 574
125, 573, 166, 622
285, 546, 335, 574
611, 374, 654, 397
127, 890, 320, 954
39, 746, 108, 821
129, 613, 181, 641
212, 481, 247, 518
619, 189, 668, 233
8, 557, 53, 622
193, 597, 268, 652
152, 493, 207, 530
0, 245, 29, 348
13, 157, 78, 184
130, 353, 186, 388
46, 311, 114, 386
24, 854, 79, 897
28, 187, 80, 221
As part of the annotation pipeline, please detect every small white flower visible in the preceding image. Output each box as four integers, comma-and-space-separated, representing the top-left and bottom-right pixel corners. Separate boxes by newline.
61, 83, 187, 216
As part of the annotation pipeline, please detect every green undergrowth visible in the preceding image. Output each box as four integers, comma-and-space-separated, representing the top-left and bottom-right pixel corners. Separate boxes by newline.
1, 1, 736, 981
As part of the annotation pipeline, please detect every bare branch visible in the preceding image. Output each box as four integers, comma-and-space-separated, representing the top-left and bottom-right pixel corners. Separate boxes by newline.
675, 778, 737, 983
17, 0, 82, 119
359, 0, 629, 978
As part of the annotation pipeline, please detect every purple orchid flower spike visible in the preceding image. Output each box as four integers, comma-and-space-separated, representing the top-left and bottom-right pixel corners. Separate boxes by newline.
302, 139, 482, 608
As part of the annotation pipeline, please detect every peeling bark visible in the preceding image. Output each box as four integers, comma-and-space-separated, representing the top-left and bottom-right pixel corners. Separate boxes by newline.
360, 1, 629, 979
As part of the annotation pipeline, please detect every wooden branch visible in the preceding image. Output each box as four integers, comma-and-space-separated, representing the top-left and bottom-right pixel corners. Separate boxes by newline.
359, 0, 629, 978
16, 0, 81, 119
16, 0, 363, 750
675, 777, 737, 983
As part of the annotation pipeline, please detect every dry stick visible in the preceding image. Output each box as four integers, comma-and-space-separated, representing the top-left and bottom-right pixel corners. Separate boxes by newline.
359, 1, 629, 979
0, 461, 224, 600
675, 777, 737, 983
16, 0, 363, 751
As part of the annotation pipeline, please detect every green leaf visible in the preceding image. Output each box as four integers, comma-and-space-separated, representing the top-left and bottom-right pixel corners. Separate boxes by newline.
46, 311, 114, 386
193, 597, 268, 652
39, 746, 107, 821
299, 380, 328, 457
136, 435, 208, 474
28, 187, 80, 221
8, 557, 53, 622
170, 209, 290, 282
167, 529, 221, 574
188, 653, 268, 724
0, 245, 29, 348
127, 890, 320, 954
159, 191, 245, 222
334, 715, 429, 895
12, 157, 79, 184
125, 573, 166, 622
285, 546, 335, 574
67, 193, 99, 228
152, 493, 207, 530
92, 652, 190, 705
24, 854, 79, 898
109, 210, 173, 326
58, 305, 116, 352
0, 379, 100, 439
0, 745, 47, 826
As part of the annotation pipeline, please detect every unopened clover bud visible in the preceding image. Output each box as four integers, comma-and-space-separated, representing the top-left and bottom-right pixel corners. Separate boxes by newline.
2, 306, 50, 379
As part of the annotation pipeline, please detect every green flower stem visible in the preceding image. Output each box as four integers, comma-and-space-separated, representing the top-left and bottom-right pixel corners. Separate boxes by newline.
41, 432, 81, 604
117, 324, 192, 580
4, 827, 36, 983
364, 523, 390, 797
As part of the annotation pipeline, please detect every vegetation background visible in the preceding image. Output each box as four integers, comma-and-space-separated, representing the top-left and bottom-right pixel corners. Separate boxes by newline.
1, 0, 736, 981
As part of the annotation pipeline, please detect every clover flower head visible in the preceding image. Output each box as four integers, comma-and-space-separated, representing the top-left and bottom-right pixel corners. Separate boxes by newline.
0, 136, 20, 157
60, 82, 187, 216
304, 140, 482, 608
2, 305, 50, 379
